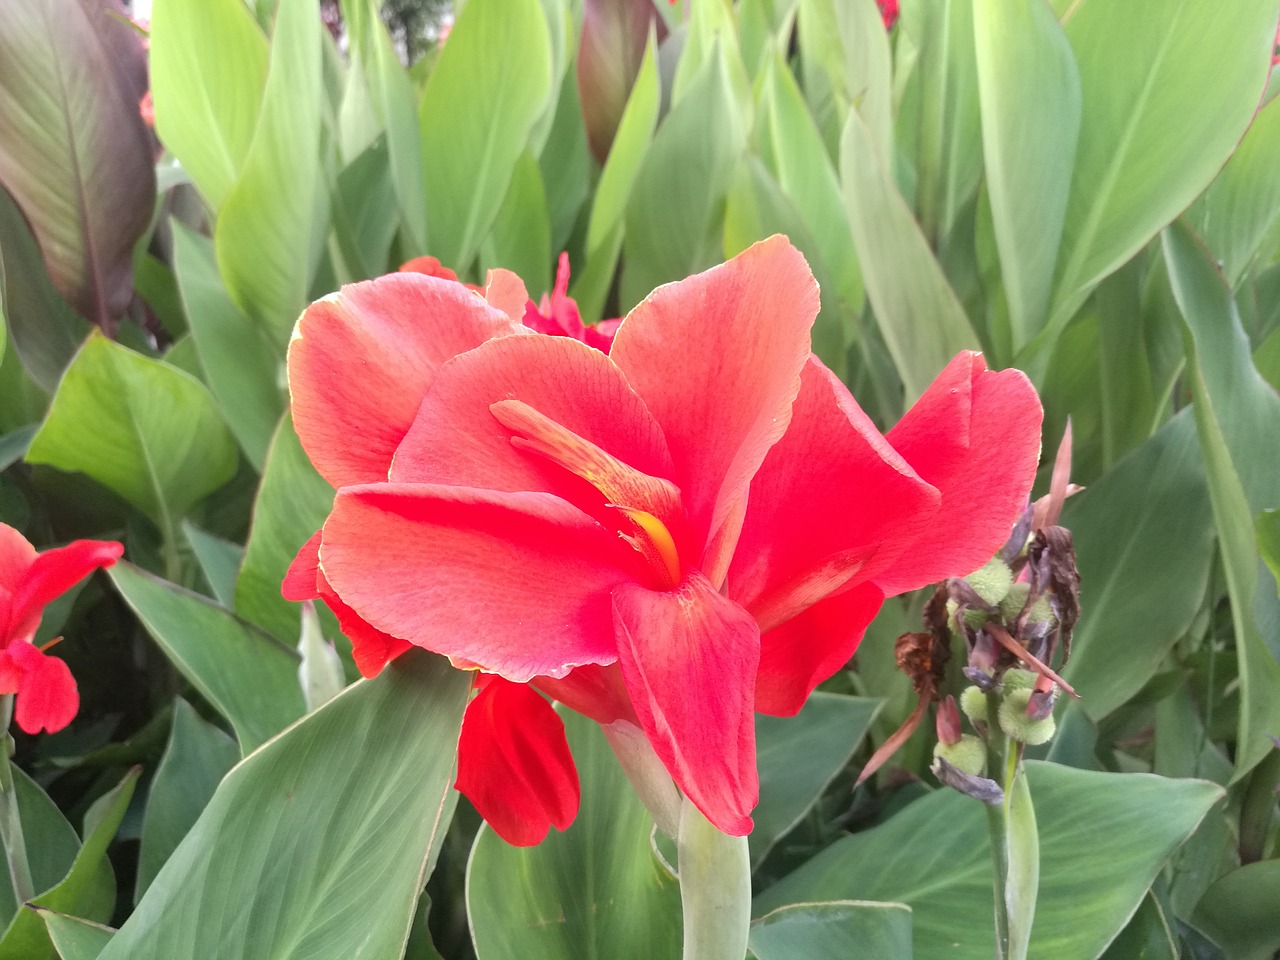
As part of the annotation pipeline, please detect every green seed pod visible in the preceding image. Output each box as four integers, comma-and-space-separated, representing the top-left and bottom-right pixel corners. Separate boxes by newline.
959, 685, 989, 723
998, 689, 1056, 745
965, 558, 1013, 606
1002, 668, 1038, 691
933, 734, 987, 777
998, 582, 1031, 621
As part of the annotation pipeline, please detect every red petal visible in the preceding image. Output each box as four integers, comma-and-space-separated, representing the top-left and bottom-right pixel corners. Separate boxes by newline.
754, 582, 884, 717
730, 357, 938, 627
8, 540, 123, 645
281, 530, 324, 601
321, 484, 636, 681
533, 663, 635, 725
609, 236, 819, 586
8, 641, 79, 734
612, 573, 759, 836
877, 352, 1043, 594
0, 524, 37, 639
481, 269, 530, 322
456, 678, 580, 846
288, 274, 520, 488
390, 334, 674, 503
398, 255, 459, 282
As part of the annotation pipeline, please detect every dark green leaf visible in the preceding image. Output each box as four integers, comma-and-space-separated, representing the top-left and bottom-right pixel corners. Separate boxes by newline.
0, 766, 80, 929
35, 910, 113, 960
748, 901, 913, 960
182, 521, 243, 608
1190, 860, 1280, 960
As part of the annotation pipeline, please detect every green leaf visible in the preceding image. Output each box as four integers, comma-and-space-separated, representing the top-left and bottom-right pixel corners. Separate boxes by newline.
182, 521, 243, 607
1191, 94, 1280, 287
573, 30, 659, 322
1164, 220, 1280, 778
96, 651, 469, 960
172, 222, 283, 471
1099, 892, 1178, 960
483, 150, 551, 295
1061, 412, 1215, 719
748, 901, 913, 960
35, 910, 114, 960
754, 762, 1222, 959
537, 62, 591, 256
215, 0, 325, 343
1050, 0, 1278, 317
751, 693, 881, 871
149, 0, 268, 211
1190, 860, 1280, 960
109, 561, 304, 753
25, 334, 238, 527
467, 710, 683, 960
136, 699, 239, 901
0, 425, 34, 474
972, 0, 1080, 350
0, 766, 80, 929
418, 0, 552, 271
0, 0, 156, 325
621, 35, 748, 309
1259, 508, 1280, 588
839, 109, 981, 404
0, 186, 89, 392
235, 415, 336, 644
0, 769, 138, 960
332, 139, 401, 281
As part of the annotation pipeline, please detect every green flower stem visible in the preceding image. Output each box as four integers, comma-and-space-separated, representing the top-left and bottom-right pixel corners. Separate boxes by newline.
985, 693, 1039, 960
602, 720, 681, 837
0, 695, 34, 905
676, 796, 751, 960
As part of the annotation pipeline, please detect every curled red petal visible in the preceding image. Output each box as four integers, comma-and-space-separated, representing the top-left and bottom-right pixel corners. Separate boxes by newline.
398, 255, 459, 282
287, 273, 520, 488
876, 352, 1043, 595
481, 269, 531, 322
321, 483, 635, 682
754, 582, 884, 717
456, 678, 580, 846
610, 235, 819, 586
8, 641, 79, 734
7, 540, 123, 645
612, 573, 759, 836
281, 530, 324, 602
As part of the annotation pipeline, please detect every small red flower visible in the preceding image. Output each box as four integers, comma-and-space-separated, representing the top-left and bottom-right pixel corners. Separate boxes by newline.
522, 252, 620, 352
878, 0, 900, 30
0, 524, 123, 734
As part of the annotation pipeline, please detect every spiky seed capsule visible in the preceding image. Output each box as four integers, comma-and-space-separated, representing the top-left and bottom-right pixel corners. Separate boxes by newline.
1002, 668, 1039, 691
965, 558, 1014, 605
998, 689, 1056, 745
959, 684, 989, 723
933, 734, 987, 777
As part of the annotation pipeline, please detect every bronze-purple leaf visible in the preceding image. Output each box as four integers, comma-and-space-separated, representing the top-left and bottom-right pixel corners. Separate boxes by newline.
577, 0, 666, 164
0, 0, 156, 328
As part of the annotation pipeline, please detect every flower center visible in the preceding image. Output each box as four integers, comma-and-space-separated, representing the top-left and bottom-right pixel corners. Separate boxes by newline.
613, 506, 681, 589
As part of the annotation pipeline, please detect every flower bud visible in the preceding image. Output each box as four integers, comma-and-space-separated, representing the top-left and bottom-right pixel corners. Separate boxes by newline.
936, 695, 963, 745
959, 685, 989, 723
998, 688, 1056, 745
965, 558, 1013, 605
933, 734, 987, 777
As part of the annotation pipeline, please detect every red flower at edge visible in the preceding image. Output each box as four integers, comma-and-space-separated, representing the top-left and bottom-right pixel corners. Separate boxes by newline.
878, 0, 900, 30
284, 237, 1042, 841
0, 524, 123, 734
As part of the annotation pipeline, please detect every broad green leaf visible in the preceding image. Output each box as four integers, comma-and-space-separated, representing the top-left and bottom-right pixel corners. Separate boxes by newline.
235, 415, 336, 644
418, 0, 552, 271
537, 63, 591, 256
35, 910, 113, 960
738, 0, 800, 78
748, 901, 913, 960
215, 0, 325, 344
1190, 860, 1280, 959
1095, 263, 1161, 471
751, 693, 881, 870
483, 150, 552, 295
340, 0, 427, 250
754, 763, 1222, 959
0, 766, 80, 929
182, 521, 243, 607
671, 0, 740, 105
1164, 221, 1280, 778
136, 699, 239, 900
1049, 0, 1277, 318
0, 425, 34, 473
1259, 509, 1280, 588
1191, 94, 1280, 288
0, 769, 138, 960
109, 561, 304, 752
149, 0, 268, 210
97, 651, 469, 960
1061, 413, 1215, 719
26, 334, 238, 528
573, 31, 659, 322
172, 222, 283, 470
467, 710, 683, 960
331, 138, 401, 281
1099, 892, 1178, 960
0, 186, 88, 391
621, 36, 749, 309
0, 0, 155, 325
973, 0, 1080, 350
840, 109, 981, 404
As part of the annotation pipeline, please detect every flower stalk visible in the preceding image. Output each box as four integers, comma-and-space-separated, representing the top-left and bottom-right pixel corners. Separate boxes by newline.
0, 695, 35, 905
676, 796, 751, 960
984, 698, 1039, 960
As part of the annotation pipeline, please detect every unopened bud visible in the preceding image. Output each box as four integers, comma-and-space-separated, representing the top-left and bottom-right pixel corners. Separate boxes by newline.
998, 688, 1056, 745
936, 695, 963, 745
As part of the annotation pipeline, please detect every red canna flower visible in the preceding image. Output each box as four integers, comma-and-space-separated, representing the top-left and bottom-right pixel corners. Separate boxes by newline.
285, 236, 1042, 840
0, 524, 123, 734
522, 252, 620, 352
878, 0, 899, 30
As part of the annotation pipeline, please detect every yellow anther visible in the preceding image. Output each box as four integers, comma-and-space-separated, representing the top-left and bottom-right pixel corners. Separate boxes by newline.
614, 506, 682, 589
